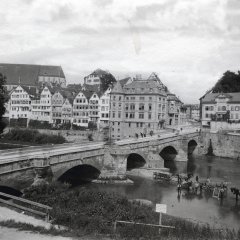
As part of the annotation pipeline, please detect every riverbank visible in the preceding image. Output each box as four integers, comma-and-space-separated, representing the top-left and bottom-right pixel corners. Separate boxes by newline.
16, 182, 239, 239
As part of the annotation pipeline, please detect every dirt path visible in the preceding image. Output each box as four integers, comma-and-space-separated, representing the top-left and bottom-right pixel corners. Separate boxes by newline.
0, 226, 73, 240
0, 206, 73, 239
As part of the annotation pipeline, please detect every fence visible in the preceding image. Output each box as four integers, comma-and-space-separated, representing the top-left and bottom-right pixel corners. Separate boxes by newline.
0, 192, 52, 221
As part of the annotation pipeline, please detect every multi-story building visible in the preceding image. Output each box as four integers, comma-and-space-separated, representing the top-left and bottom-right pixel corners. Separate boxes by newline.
109, 78, 168, 140
84, 69, 108, 85
88, 92, 100, 127
99, 87, 111, 128
72, 91, 91, 127
200, 92, 240, 126
9, 85, 37, 120
166, 93, 186, 126
61, 98, 73, 124
31, 86, 53, 123
185, 104, 200, 121
0, 63, 66, 91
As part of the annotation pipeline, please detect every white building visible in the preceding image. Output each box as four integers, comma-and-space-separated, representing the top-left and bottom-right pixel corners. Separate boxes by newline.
72, 91, 90, 127
99, 87, 111, 128
200, 92, 240, 127
31, 86, 53, 123
9, 85, 37, 120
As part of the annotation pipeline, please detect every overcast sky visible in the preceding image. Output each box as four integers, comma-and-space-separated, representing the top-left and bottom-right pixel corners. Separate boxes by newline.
0, 0, 240, 103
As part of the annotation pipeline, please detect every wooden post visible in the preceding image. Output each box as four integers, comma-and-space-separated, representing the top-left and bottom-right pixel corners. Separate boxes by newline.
159, 212, 162, 234
113, 221, 117, 233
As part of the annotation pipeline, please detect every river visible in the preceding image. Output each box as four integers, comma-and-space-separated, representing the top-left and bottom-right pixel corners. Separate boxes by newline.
83, 154, 240, 230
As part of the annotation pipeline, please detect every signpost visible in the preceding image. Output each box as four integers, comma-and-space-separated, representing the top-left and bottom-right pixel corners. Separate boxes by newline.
156, 204, 167, 233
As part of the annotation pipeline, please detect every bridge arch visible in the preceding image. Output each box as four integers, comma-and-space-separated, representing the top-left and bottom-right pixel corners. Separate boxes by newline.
159, 146, 178, 173
127, 153, 146, 170
58, 164, 101, 186
188, 139, 198, 155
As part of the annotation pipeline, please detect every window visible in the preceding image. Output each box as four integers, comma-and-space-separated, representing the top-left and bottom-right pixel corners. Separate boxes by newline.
235, 106, 239, 111
148, 104, 152, 111
118, 112, 121, 118
236, 113, 239, 119
205, 106, 209, 111
141, 88, 144, 92
139, 113, 144, 119
130, 97, 135, 100
231, 106, 234, 111
148, 113, 151, 119
129, 113, 135, 118
140, 97, 144, 100
129, 123, 131, 127
125, 104, 129, 110
125, 113, 128, 118
205, 113, 209, 118
149, 97, 152, 101
130, 104, 135, 110
112, 112, 115, 118
149, 88, 153, 92
222, 106, 226, 111
139, 103, 144, 110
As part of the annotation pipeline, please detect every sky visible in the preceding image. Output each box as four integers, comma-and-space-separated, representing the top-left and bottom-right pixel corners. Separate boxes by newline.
0, 0, 240, 103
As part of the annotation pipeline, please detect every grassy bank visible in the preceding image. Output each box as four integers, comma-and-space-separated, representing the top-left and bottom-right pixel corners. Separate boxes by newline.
2, 128, 66, 144
22, 182, 240, 240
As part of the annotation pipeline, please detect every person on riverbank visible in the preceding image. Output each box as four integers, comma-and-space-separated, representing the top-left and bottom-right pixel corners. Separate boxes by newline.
177, 182, 182, 195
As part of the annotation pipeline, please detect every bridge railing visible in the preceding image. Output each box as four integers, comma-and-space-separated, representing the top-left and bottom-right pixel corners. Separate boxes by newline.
0, 191, 52, 221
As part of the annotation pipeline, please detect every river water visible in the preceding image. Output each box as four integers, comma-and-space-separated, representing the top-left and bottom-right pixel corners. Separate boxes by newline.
85, 154, 240, 230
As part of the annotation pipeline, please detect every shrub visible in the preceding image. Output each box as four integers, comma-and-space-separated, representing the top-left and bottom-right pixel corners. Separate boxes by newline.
23, 182, 239, 240
3, 128, 66, 144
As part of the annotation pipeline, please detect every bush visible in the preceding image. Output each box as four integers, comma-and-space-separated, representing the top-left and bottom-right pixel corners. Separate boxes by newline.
3, 128, 66, 144
23, 182, 239, 240
28, 120, 52, 129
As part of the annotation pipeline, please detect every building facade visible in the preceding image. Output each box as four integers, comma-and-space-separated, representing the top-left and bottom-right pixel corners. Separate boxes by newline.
109, 79, 168, 140
200, 92, 240, 127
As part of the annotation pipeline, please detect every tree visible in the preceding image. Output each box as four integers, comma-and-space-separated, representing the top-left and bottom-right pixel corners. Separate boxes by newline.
100, 73, 116, 92
0, 73, 7, 134
212, 71, 240, 93
88, 121, 97, 130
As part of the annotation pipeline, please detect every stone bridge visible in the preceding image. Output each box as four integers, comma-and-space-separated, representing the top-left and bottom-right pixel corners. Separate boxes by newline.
0, 131, 200, 190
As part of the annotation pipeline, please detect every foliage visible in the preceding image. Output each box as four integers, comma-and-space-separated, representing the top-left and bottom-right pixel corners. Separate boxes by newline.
212, 71, 240, 93
88, 133, 93, 141
28, 120, 52, 129
3, 128, 66, 144
0, 73, 7, 134
88, 121, 97, 130
100, 73, 116, 92
72, 124, 87, 130
23, 182, 240, 240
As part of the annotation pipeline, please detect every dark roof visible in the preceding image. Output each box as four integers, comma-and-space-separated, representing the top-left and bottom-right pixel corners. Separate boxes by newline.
21, 85, 38, 98
0, 63, 65, 86
118, 77, 132, 86
201, 92, 240, 103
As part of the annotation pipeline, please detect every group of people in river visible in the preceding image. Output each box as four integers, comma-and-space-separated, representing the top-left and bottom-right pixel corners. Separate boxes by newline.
175, 173, 240, 203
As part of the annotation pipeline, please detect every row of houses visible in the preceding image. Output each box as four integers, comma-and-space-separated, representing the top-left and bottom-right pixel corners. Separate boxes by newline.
6, 84, 112, 129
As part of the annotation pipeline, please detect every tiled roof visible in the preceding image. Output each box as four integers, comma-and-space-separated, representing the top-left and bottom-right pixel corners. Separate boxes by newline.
122, 79, 167, 95
0, 63, 65, 86
118, 77, 132, 86
21, 85, 38, 98
201, 92, 240, 103
111, 81, 124, 94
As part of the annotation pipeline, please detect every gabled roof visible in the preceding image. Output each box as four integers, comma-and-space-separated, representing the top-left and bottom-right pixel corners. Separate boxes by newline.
118, 77, 132, 86
21, 85, 38, 98
201, 92, 240, 103
0, 63, 65, 86
111, 81, 124, 94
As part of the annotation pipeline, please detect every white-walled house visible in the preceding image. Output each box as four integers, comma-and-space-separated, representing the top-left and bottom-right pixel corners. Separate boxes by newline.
72, 91, 90, 127
52, 91, 65, 125
9, 85, 37, 120
61, 98, 73, 124
99, 87, 111, 128
89, 92, 100, 127
31, 86, 53, 123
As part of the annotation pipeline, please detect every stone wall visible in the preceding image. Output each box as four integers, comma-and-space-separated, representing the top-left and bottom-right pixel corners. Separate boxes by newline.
199, 132, 240, 159
211, 121, 240, 132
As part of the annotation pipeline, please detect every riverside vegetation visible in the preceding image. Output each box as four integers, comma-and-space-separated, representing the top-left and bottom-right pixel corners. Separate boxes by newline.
21, 182, 240, 240
2, 128, 66, 144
